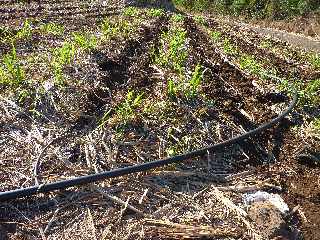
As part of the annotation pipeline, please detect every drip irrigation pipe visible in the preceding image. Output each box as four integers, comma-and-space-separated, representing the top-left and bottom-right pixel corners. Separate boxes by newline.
0, 89, 298, 201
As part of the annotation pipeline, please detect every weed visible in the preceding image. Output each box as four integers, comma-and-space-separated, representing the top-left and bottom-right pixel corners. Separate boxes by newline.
0, 26, 14, 43
116, 90, 144, 122
16, 19, 32, 40
101, 18, 133, 40
313, 118, 320, 132
72, 32, 97, 51
0, 45, 25, 86
186, 64, 203, 99
167, 79, 177, 98
210, 30, 222, 42
308, 52, 320, 69
239, 55, 262, 75
53, 42, 75, 65
51, 42, 75, 85
223, 38, 238, 55
193, 15, 207, 26
171, 14, 185, 22
39, 22, 64, 36
260, 39, 273, 49
156, 27, 188, 73
302, 79, 320, 105
123, 6, 139, 17
147, 8, 164, 17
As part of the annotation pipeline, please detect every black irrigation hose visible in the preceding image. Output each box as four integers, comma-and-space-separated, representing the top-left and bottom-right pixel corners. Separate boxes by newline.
0, 90, 298, 201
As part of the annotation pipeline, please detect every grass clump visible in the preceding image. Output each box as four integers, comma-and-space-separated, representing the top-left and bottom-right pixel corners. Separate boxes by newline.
0, 45, 25, 87
123, 6, 139, 17
307, 52, 320, 69
116, 90, 144, 122
39, 22, 64, 36
171, 13, 185, 22
193, 15, 207, 26
210, 30, 222, 42
72, 32, 98, 51
146, 8, 164, 17
101, 18, 134, 40
16, 19, 32, 40
223, 38, 238, 55
155, 26, 188, 73
51, 42, 76, 85
239, 55, 262, 75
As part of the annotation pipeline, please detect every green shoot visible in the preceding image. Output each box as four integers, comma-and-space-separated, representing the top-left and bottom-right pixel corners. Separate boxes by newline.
39, 22, 65, 36
116, 90, 144, 121
51, 42, 75, 85
16, 19, 32, 40
302, 79, 320, 105
123, 6, 139, 17
210, 30, 221, 42
72, 32, 97, 51
193, 15, 207, 26
52, 63, 64, 85
239, 55, 262, 75
17, 89, 30, 103
260, 39, 273, 49
101, 18, 113, 38
313, 118, 320, 132
98, 108, 112, 129
308, 53, 320, 69
147, 8, 164, 17
101, 18, 133, 40
53, 41, 75, 65
0, 26, 14, 43
166, 146, 178, 157
155, 27, 188, 73
223, 38, 238, 55
186, 64, 203, 98
171, 14, 185, 22
0, 45, 25, 86
167, 79, 177, 98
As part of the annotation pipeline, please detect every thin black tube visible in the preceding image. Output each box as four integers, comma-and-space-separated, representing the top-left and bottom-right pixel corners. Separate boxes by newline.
0, 90, 298, 201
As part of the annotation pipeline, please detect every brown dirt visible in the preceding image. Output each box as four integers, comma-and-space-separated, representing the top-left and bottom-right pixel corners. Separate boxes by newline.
277, 134, 320, 240
247, 202, 286, 239
186, 16, 320, 240
220, 14, 320, 240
